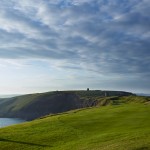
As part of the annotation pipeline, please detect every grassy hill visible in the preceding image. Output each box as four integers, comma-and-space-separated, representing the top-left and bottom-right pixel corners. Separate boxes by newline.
0, 96, 150, 150
0, 90, 133, 120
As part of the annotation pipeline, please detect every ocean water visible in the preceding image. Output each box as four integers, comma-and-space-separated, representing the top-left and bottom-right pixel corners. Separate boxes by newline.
0, 118, 26, 128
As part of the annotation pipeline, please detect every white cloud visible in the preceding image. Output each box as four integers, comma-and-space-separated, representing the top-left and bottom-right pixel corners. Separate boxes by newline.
0, 0, 149, 93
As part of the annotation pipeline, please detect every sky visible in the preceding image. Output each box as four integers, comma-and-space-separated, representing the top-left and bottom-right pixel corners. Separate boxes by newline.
0, 0, 149, 94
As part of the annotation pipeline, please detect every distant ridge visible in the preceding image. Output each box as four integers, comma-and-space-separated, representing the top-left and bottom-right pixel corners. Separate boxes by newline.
0, 90, 134, 120
136, 93, 150, 96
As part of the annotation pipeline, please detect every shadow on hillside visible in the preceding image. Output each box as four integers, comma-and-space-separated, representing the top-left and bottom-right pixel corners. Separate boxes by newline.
133, 147, 150, 150
0, 138, 50, 147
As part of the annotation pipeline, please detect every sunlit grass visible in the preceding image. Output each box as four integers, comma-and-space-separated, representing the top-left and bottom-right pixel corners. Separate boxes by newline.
0, 99, 150, 150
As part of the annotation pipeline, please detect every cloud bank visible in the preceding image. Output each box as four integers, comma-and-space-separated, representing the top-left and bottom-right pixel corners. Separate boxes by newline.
0, 0, 149, 93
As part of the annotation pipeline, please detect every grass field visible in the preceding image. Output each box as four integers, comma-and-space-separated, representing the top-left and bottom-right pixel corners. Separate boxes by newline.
0, 97, 150, 150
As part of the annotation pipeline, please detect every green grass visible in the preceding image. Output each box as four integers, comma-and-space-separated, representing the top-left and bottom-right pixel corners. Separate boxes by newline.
0, 100, 150, 150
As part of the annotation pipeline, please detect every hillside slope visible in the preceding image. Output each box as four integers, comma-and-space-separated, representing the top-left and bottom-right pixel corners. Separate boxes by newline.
0, 97, 150, 150
0, 90, 133, 120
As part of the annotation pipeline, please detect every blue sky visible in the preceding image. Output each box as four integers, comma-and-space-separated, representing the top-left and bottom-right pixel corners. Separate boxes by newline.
0, 0, 149, 94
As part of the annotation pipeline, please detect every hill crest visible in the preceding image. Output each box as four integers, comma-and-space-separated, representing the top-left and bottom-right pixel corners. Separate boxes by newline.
0, 90, 135, 120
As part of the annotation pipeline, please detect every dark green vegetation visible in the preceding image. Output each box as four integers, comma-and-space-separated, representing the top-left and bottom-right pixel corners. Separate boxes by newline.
0, 96, 150, 150
0, 90, 133, 120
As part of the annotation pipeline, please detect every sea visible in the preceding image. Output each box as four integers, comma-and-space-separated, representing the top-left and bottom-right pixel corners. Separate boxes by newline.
0, 118, 26, 128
